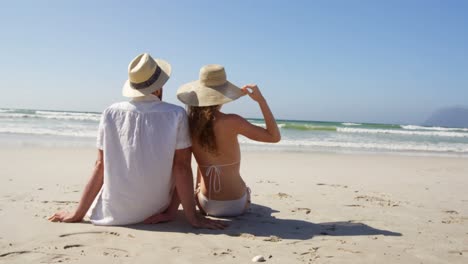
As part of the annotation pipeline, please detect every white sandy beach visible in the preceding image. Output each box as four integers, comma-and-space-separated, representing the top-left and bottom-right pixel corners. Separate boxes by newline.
0, 147, 467, 263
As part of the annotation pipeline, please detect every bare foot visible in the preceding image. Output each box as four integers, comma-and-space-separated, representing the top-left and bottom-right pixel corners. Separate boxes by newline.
143, 212, 175, 224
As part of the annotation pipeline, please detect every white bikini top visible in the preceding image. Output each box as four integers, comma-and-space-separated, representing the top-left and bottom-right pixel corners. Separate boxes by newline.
199, 161, 240, 200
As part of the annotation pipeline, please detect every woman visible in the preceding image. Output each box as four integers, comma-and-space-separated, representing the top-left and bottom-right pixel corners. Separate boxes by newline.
177, 64, 281, 217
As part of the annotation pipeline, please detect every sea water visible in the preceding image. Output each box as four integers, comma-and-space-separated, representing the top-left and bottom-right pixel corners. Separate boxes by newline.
1, 108, 467, 157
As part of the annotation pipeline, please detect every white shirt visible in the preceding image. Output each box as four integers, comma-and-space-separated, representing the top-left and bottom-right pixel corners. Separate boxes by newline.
89, 95, 191, 225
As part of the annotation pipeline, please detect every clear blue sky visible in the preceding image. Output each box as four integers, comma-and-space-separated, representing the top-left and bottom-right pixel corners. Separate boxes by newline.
1, 0, 467, 124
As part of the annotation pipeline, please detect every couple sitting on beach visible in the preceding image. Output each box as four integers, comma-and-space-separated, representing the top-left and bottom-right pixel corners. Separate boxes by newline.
49, 53, 280, 229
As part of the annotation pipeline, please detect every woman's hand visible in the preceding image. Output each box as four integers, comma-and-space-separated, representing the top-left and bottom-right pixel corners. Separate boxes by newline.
242, 84, 265, 103
237, 84, 281, 143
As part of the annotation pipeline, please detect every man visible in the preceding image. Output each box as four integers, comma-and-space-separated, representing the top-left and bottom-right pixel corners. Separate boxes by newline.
49, 53, 225, 229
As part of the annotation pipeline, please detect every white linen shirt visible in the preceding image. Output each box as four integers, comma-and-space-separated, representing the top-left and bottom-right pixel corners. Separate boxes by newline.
88, 95, 191, 225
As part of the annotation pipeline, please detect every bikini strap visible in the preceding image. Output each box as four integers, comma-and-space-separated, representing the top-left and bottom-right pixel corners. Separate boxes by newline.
199, 161, 240, 168
205, 165, 221, 200
200, 161, 240, 200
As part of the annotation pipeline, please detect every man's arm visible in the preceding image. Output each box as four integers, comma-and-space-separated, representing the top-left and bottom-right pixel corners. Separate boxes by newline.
49, 149, 104, 222
172, 147, 226, 229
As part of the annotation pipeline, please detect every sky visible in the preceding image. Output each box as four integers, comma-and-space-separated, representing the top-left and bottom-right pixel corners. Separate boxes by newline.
0, 0, 467, 124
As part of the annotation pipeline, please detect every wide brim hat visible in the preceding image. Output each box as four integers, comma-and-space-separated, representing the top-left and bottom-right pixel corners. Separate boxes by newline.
122, 53, 172, 98
177, 64, 244, 107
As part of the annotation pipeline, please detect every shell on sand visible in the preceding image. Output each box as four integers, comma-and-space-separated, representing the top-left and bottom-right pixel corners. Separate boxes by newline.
252, 255, 266, 262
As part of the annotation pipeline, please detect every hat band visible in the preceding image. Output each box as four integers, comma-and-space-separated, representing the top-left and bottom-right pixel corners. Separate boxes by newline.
130, 66, 162, 90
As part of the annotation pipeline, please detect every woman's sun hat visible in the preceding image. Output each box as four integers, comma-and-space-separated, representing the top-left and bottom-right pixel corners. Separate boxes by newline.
177, 64, 244, 106
122, 53, 172, 98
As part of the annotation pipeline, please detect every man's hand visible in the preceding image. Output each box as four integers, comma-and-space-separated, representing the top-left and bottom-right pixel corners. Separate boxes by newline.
49, 150, 104, 224
188, 214, 227, 230
48, 211, 82, 223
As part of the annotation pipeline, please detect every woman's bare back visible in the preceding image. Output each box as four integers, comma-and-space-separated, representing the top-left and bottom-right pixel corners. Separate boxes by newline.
193, 112, 247, 200
192, 84, 281, 201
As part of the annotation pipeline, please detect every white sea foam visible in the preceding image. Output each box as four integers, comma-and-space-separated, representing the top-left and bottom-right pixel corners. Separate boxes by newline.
0, 111, 101, 122
35, 110, 101, 121
401, 125, 468, 132
337, 127, 468, 138
249, 122, 286, 128
342, 122, 361, 126
238, 137, 468, 153
0, 127, 96, 138
36, 110, 99, 117
251, 122, 266, 127
0, 113, 34, 119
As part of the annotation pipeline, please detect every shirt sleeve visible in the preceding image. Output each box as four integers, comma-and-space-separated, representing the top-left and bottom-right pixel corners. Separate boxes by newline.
175, 110, 192, 150
96, 111, 105, 150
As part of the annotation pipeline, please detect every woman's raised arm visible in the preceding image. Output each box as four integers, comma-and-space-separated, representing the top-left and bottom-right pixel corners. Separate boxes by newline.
234, 84, 281, 143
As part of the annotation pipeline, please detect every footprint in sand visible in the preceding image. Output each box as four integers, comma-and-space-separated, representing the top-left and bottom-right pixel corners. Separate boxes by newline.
211, 248, 234, 258
228, 233, 256, 239
344, 204, 365, 208
59, 231, 120, 237
317, 183, 348, 188
256, 180, 277, 184
0, 251, 32, 258
338, 247, 361, 254
57, 231, 129, 258
441, 216, 468, 224
63, 244, 84, 249
41, 200, 78, 205
101, 247, 129, 257
263, 235, 282, 242
291, 207, 311, 214
294, 247, 320, 262
276, 192, 291, 199
0, 251, 69, 262
354, 195, 400, 207
170, 246, 181, 253
441, 209, 466, 224
64, 190, 81, 194
448, 250, 468, 255
62, 243, 129, 257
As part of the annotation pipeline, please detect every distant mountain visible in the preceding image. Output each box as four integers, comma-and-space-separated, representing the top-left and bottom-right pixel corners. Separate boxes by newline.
424, 106, 468, 128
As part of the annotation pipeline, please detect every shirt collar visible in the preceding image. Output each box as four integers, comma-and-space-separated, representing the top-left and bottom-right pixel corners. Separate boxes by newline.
131, 94, 161, 102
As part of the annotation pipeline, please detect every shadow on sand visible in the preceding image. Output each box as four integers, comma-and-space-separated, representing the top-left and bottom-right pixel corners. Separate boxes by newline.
128, 203, 401, 240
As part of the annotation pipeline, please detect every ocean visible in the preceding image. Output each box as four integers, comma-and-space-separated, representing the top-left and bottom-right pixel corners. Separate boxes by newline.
1, 108, 468, 157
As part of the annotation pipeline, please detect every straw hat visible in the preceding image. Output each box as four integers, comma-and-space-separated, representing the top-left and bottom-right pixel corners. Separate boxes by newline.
122, 53, 172, 97
177, 64, 244, 106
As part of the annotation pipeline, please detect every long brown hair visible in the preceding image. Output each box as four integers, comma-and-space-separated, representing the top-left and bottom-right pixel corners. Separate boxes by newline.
188, 105, 219, 154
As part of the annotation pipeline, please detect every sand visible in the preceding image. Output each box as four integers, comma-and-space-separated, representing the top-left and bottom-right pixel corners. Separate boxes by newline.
0, 147, 467, 263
